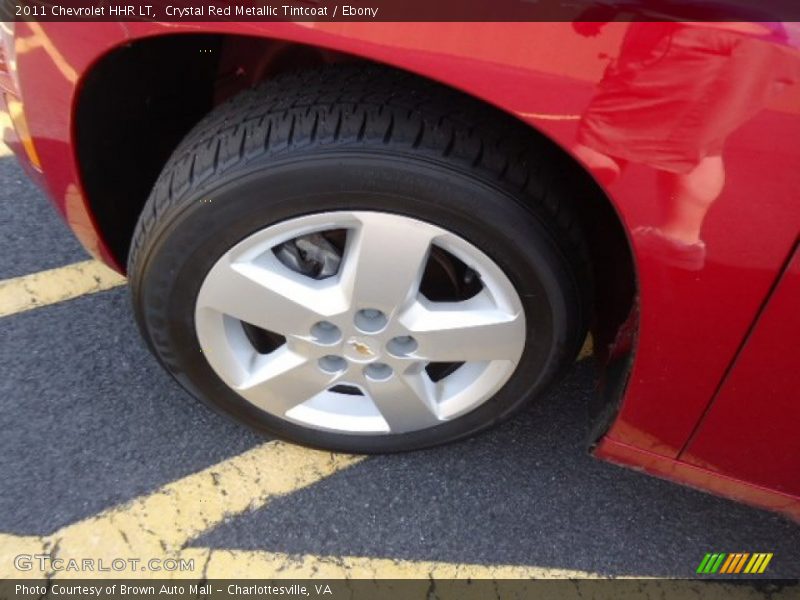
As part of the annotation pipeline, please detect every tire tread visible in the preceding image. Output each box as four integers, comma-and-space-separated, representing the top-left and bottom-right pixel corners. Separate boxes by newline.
129, 64, 590, 359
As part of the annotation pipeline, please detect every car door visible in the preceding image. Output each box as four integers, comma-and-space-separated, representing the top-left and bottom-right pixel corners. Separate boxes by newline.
681, 242, 800, 497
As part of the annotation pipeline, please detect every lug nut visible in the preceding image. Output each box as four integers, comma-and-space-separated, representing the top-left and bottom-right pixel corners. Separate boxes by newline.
318, 355, 347, 374
354, 308, 388, 333
311, 321, 342, 345
387, 335, 418, 357
364, 362, 393, 381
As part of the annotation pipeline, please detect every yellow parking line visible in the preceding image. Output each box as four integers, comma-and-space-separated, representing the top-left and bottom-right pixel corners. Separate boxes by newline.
0, 441, 363, 579
0, 259, 125, 317
0, 440, 603, 581
55, 441, 361, 562
0, 533, 48, 577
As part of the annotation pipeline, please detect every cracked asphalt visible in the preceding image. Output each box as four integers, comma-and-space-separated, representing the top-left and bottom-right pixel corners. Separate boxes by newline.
1, 153, 799, 580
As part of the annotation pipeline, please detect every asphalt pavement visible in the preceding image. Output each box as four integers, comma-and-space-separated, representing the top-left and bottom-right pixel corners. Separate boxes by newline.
1, 152, 798, 579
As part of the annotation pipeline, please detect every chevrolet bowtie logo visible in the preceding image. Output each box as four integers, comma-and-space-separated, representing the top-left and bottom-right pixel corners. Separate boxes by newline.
349, 340, 375, 357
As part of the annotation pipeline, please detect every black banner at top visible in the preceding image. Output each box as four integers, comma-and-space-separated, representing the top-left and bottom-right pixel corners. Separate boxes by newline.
3, 0, 800, 22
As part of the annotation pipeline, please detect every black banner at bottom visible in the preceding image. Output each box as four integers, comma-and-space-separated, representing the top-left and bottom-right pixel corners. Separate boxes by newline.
1, 579, 799, 600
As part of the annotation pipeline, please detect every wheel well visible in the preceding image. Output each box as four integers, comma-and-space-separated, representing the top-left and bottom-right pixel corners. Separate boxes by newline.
74, 34, 353, 270
74, 33, 636, 423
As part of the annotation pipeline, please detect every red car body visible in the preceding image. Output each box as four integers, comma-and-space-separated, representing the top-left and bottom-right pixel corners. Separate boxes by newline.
2, 17, 798, 519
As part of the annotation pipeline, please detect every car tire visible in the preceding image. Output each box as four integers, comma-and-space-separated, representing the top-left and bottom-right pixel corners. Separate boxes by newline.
128, 65, 590, 453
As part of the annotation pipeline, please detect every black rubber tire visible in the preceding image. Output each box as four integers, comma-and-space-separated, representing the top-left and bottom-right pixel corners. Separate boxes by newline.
128, 64, 590, 453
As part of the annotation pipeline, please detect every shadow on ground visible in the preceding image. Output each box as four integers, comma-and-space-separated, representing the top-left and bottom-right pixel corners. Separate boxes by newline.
194, 361, 800, 578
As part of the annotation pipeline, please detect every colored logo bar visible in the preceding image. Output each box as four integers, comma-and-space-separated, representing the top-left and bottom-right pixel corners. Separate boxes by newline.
696, 553, 773, 574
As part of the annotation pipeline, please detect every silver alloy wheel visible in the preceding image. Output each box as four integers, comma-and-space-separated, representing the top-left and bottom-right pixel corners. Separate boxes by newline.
195, 211, 526, 435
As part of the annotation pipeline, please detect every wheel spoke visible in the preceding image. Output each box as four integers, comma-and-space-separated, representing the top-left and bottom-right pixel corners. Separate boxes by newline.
196, 255, 346, 336
363, 368, 441, 433
339, 213, 436, 314
401, 299, 525, 363
235, 347, 340, 415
